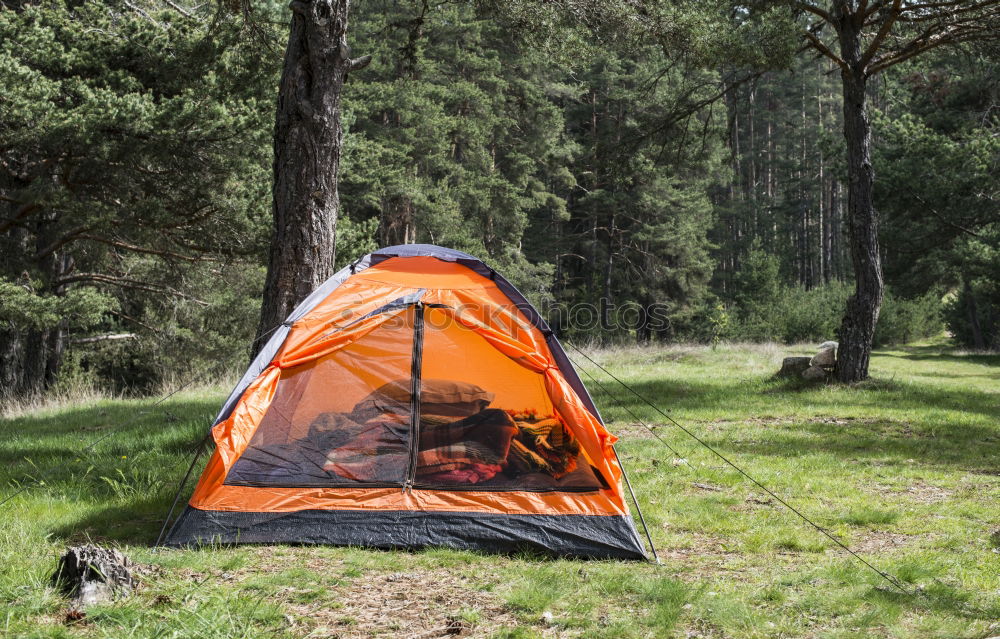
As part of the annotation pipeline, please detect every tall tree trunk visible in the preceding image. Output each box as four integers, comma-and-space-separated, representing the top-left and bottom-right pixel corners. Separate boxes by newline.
600, 215, 616, 340
1, 210, 69, 399
379, 196, 416, 246
834, 16, 883, 383
376, 1, 427, 246
0, 186, 30, 398
831, 178, 842, 280
964, 280, 986, 350
254, 0, 368, 353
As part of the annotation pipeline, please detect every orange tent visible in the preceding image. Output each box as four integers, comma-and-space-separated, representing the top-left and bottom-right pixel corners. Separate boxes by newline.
165, 245, 647, 559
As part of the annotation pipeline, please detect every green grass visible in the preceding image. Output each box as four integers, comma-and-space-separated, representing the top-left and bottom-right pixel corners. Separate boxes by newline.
2, 340, 999, 638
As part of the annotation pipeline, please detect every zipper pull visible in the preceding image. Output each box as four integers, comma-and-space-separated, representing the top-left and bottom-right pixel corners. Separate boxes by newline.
402, 479, 412, 494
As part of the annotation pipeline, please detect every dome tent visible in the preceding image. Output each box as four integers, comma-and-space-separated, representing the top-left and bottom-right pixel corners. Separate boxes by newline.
165, 244, 648, 559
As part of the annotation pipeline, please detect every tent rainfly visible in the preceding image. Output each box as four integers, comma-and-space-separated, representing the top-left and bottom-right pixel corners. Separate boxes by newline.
165, 244, 647, 559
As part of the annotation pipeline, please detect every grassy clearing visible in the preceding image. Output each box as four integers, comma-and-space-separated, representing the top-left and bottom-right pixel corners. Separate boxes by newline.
1, 340, 998, 638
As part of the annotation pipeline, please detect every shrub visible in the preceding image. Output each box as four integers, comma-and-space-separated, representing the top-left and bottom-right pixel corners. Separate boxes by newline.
777, 282, 852, 343
726, 281, 942, 346
944, 282, 1000, 350
874, 289, 943, 347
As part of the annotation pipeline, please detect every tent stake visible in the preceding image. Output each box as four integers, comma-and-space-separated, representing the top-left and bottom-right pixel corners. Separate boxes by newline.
568, 342, 915, 594
558, 343, 660, 563
614, 447, 660, 564
155, 433, 210, 547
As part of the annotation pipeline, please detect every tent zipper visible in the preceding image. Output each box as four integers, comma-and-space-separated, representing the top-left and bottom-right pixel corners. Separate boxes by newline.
403, 303, 425, 493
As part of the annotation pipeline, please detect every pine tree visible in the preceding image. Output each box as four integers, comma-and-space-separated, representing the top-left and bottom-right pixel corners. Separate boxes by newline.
0, 0, 275, 397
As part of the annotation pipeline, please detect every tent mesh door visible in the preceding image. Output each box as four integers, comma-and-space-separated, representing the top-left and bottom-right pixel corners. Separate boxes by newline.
224, 309, 416, 487
412, 306, 605, 492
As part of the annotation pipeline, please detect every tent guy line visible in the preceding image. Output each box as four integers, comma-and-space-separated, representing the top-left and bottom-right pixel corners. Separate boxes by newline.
610, 446, 661, 564
155, 432, 212, 548
569, 355, 694, 470
566, 342, 916, 596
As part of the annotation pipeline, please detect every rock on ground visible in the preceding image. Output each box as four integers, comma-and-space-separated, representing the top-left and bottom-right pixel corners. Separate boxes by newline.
801, 365, 828, 381
778, 357, 812, 378
811, 347, 836, 367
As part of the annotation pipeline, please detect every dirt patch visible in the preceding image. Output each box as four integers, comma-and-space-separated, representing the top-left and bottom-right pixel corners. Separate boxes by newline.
281, 567, 522, 638
966, 468, 1000, 477
707, 415, 903, 428
704, 416, 936, 442
682, 617, 731, 639
707, 417, 794, 428
614, 415, 917, 439
873, 480, 953, 504
164, 549, 534, 638
610, 422, 665, 440
852, 531, 917, 554
658, 532, 739, 562
727, 493, 776, 513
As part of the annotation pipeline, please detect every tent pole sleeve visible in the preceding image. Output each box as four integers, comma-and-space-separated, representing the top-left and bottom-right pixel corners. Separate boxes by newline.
404, 303, 425, 490
559, 348, 654, 562
613, 446, 659, 564
155, 433, 210, 547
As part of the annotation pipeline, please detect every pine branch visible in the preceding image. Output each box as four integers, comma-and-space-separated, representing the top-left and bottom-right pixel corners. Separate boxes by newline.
75, 234, 209, 262
0, 203, 41, 234
904, 0, 996, 11
804, 31, 848, 71
792, 1, 835, 24
868, 21, 991, 74
159, 0, 194, 18
34, 226, 94, 261
71, 333, 137, 345
860, 0, 903, 67
110, 310, 162, 334
54, 273, 209, 306
913, 194, 983, 238
897, 1, 1000, 21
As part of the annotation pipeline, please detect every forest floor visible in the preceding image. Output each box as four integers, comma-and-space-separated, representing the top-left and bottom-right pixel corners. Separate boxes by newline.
1, 339, 999, 639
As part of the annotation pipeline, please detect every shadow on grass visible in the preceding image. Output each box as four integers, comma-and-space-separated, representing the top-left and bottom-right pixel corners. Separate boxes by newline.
611, 379, 999, 469
594, 350, 999, 471
1, 396, 217, 546
609, 369, 998, 416
1, 397, 216, 451
51, 493, 178, 546
868, 581, 1000, 624
882, 343, 1000, 367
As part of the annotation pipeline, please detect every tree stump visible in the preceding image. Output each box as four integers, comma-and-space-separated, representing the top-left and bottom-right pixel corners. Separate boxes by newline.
51, 545, 135, 606
777, 357, 811, 378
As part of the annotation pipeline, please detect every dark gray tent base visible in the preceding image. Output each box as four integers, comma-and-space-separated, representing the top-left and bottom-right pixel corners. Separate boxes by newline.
165, 506, 648, 559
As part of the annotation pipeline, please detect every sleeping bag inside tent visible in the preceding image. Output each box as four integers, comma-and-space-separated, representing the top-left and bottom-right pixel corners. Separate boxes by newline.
165, 244, 647, 559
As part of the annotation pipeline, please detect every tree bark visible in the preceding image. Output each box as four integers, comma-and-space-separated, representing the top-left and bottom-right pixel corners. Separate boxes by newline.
831, 178, 842, 280
964, 280, 986, 350
834, 13, 883, 383
379, 196, 416, 246
254, 0, 368, 354
0, 211, 69, 399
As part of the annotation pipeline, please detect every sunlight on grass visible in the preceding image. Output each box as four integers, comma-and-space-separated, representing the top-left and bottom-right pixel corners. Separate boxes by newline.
1, 343, 998, 638
840, 507, 901, 527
